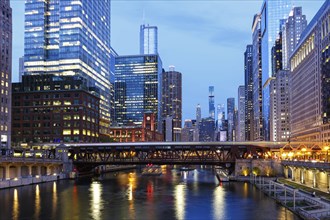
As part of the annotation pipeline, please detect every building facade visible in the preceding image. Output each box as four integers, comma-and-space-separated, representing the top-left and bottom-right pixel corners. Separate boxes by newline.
290, 0, 330, 142
244, 45, 253, 141
237, 86, 246, 141
252, 14, 264, 141
12, 75, 100, 146
162, 66, 182, 141
0, 0, 12, 149
24, 0, 113, 134
109, 113, 162, 142
140, 24, 158, 55
181, 119, 197, 142
227, 98, 235, 141
260, 0, 292, 141
209, 86, 215, 119
114, 54, 162, 131
198, 117, 215, 142
282, 7, 307, 70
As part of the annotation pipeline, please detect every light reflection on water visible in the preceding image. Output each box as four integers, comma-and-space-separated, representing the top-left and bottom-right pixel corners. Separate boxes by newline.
175, 184, 187, 220
89, 181, 103, 220
12, 189, 19, 220
1, 168, 300, 220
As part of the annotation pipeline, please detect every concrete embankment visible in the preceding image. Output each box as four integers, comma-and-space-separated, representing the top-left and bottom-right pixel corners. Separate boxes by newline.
0, 173, 67, 189
242, 177, 330, 220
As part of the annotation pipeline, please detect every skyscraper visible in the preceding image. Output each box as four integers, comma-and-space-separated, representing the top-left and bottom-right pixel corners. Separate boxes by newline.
252, 14, 263, 141
24, 0, 113, 134
19, 56, 24, 82
199, 117, 215, 142
227, 98, 235, 141
244, 45, 253, 141
237, 86, 246, 141
140, 24, 158, 55
260, 0, 292, 141
162, 66, 182, 141
196, 104, 202, 124
290, 0, 330, 142
114, 54, 162, 131
282, 7, 307, 70
217, 104, 225, 131
209, 86, 215, 119
0, 0, 12, 149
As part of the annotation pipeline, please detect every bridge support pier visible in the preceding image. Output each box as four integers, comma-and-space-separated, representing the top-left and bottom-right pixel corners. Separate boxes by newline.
312, 170, 318, 188
300, 168, 305, 184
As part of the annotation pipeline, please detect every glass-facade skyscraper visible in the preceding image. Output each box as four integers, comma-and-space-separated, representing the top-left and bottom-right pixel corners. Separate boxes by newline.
209, 86, 215, 119
0, 0, 12, 149
24, 0, 113, 134
260, 0, 292, 141
227, 98, 235, 141
140, 24, 158, 55
244, 45, 253, 141
114, 55, 162, 131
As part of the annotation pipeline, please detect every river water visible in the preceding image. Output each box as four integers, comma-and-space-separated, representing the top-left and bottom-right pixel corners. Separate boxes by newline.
0, 167, 300, 220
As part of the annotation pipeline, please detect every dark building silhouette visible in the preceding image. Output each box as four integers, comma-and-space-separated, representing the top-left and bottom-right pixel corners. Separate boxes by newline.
12, 75, 100, 146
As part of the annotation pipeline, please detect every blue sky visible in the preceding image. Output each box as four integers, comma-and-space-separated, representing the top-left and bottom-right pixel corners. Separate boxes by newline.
11, 0, 324, 122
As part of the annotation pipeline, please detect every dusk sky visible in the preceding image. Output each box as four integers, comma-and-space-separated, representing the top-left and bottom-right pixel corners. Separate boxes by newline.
11, 0, 324, 123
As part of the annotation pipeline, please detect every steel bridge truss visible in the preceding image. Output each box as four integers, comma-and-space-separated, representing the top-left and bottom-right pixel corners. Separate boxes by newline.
68, 144, 269, 168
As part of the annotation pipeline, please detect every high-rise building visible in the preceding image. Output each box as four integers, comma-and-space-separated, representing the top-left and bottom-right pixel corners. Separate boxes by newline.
290, 0, 330, 142
270, 33, 283, 141
275, 70, 290, 142
24, 0, 113, 134
216, 104, 225, 131
237, 86, 246, 141
162, 66, 182, 141
227, 98, 235, 141
196, 104, 202, 124
252, 14, 263, 141
12, 75, 100, 146
282, 7, 307, 70
260, 0, 292, 141
181, 119, 197, 142
114, 54, 162, 131
209, 86, 215, 119
0, 0, 12, 149
199, 117, 215, 142
140, 24, 158, 55
19, 56, 24, 83
244, 45, 253, 141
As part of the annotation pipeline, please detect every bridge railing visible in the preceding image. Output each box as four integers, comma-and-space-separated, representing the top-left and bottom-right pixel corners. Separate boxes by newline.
281, 160, 330, 170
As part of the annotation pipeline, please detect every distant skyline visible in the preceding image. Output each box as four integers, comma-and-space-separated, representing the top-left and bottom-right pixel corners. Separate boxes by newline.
11, 0, 324, 123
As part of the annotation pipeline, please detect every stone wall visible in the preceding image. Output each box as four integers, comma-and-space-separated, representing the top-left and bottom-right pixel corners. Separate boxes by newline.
235, 159, 284, 177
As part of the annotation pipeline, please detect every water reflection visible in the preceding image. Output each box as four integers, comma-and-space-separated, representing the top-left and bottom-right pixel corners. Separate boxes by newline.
52, 182, 57, 219
175, 184, 186, 220
35, 185, 40, 219
127, 172, 137, 219
213, 185, 225, 219
12, 189, 19, 220
90, 181, 104, 220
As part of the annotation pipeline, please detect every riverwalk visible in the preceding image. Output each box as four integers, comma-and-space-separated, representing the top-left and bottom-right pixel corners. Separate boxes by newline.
249, 177, 330, 220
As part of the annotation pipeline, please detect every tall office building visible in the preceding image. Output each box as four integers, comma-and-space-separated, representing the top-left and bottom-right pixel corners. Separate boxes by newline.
24, 0, 113, 134
181, 119, 197, 142
282, 7, 307, 70
162, 66, 182, 141
244, 45, 253, 141
270, 33, 283, 141
275, 70, 290, 142
196, 104, 202, 124
260, 0, 292, 141
227, 98, 235, 141
0, 0, 12, 149
290, 0, 330, 142
217, 104, 225, 131
209, 86, 215, 119
199, 117, 215, 142
237, 86, 246, 141
252, 14, 263, 141
140, 24, 158, 55
114, 54, 162, 131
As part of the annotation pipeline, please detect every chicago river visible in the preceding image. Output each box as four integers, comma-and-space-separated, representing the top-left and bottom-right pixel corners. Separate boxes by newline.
0, 167, 299, 220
